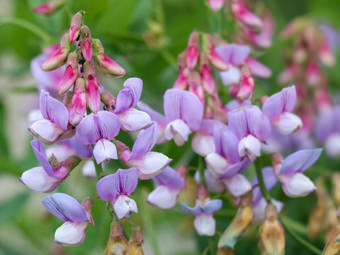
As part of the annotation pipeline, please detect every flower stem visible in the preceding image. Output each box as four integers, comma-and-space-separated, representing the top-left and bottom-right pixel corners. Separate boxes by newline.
280, 215, 322, 255
0, 17, 53, 44
254, 159, 271, 203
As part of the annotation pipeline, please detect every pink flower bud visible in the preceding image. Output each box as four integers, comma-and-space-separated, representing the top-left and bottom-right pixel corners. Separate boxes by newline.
319, 38, 335, 67
236, 74, 254, 101
69, 11, 83, 43
69, 78, 86, 126
306, 60, 321, 87
231, 1, 262, 32
93, 39, 126, 77
58, 52, 78, 95
208, 0, 224, 12
186, 32, 200, 70
278, 63, 297, 84
208, 46, 228, 71
86, 75, 100, 113
33, 0, 64, 15
41, 33, 70, 71
200, 65, 216, 95
174, 67, 188, 89
188, 73, 205, 105
80, 26, 93, 62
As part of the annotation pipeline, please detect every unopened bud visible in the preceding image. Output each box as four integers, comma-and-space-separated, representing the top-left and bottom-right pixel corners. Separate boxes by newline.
59, 52, 78, 95
69, 78, 86, 126
260, 204, 285, 255
101, 91, 116, 106
106, 222, 128, 255
80, 26, 93, 62
319, 39, 335, 67
208, 46, 228, 71
186, 31, 200, 70
33, 0, 64, 15
69, 11, 83, 43
126, 228, 144, 255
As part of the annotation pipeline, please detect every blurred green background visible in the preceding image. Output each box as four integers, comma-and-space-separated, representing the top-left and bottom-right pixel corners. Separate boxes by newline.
0, 0, 340, 254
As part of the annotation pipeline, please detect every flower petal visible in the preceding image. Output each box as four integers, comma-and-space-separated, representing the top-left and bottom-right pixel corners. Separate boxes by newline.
54, 222, 87, 245
153, 166, 184, 190
93, 139, 118, 164
20, 167, 60, 192
281, 173, 316, 197
114, 78, 143, 114
113, 195, 138, 219
31, 139, 53, 175
147, 186, 180, 210
130, 123, 158, 160
202, 199, 223, 214
194, 214, 216, 236
224, 174, 251, 197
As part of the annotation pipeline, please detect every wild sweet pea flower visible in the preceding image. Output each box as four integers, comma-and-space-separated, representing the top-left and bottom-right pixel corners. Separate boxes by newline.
125, 123, 171, 179
31, 52, 64, 95
114, 78, 152, 132
163, 89, 203, 146
251, 167, 283, 222
29, 90, 69, 144
205, 122, 250, 181
97, 168, 138, 219
194, 170, 225, 193
147, 167, 184, 209
315, 106, 340, 157
181, 199, 222, 236
230, 0, 262, 31
216, 44, 271, 86
41, 193, 90, 245
263, 85, 302, 135
20, 140, 70, 192
275, 149, 322, 197
76, 110, 121, 164
228, 105, 271, 161
192, 119, 216, 157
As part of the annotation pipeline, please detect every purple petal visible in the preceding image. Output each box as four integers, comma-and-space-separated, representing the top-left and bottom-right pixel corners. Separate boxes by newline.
252, 167, 278, 205
279, 149, 322, 176
226, 99, 251, 111
130, 123, 158, 161
245, 106, 271, 141
180, 202, 201, 215
198, 119, 216, 135
31, 139, 53, 176
314, 107, 337, 142
41, 193, 88, 223
67, 136, 93, 158
215, 44, 250, 66
76, 111, 120, 144
202, 199, 223, 214
147, 186, 179, 209
153, 166, 184, 190
219, 158, 251, 179
137, 101, 167, 127
245, 57, 272, 78
40, 90, 69, 130
114, 78, 143, 114
163, 89, 203, 131
224, 174, 251, 197
263, 85, 297, 120
96, 168, 138, 201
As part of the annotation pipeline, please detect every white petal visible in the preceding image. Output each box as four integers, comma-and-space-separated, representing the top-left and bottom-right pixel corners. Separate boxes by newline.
28, 109, 43, 124
30, 119, 63, 143
131, 152, 171, 179
238, 135, 261, 161
54, 222, 87, 245
192, 133, 216, 156
165, 119, 191, 146
194, 214, 216, 236
276, 112, 302, 135
93, 139, 118, 164
325, 133, 340, 158
119, 108, 152, 132
281, 173, 316, 197
147, 186, 179, 209
224, 174, 251, 197
81, 160, 97, 179
205, 152, 228, 177
113, 195, 138, 219
46, 145, 74, 162
20, 166, 59, 192
219, 65, 241, 86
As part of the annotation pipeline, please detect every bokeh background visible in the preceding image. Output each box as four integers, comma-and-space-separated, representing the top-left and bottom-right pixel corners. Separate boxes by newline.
0, 0, 340, 254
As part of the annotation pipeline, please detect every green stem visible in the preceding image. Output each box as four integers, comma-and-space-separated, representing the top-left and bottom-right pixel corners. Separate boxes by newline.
94, 160, 103, 180
280, 216, 322, 255
140, 189, 161, 255
0, 17, 53, 44
254, 159, 271, 203
280, 215, 308, 236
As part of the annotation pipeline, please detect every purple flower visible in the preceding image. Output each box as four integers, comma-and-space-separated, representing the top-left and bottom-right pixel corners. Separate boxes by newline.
147, 167, 184, 209
228, 105, 271, 160
205, 122, 251, 180
263, 85, 302, 135
163, 89, 204, 146
20, 140, 69, 192
114, 78, 152, 132
96, 168, 138, 219
194, 170, 225, 193
276, 149, 322, 197
29, 90, 69, 144
181, 199, 222, 236
42, 193, 89, 245
31, 54, 64, 95
315, 106, 340, 157
76, 111, 120, 164
127, 123, 171, 179
192, 119, 216, 156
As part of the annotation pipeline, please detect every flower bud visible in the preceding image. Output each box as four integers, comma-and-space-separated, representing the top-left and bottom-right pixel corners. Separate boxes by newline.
101, 91, 116, 106
93, 39, 126, 77
126, 228, 144, 255
320, 208, 340, 255
306, 59, 321, 87
218, 194, 253, 248
230, 1, 262, 32
69, 78, 86, 126
260, 204, 285, 255
59, 52, 78, 95
69, 11, 83, 43
236, 73, 255, 101
41, 33, 70, 71
186, 31, 200, 70
106, 223, 128, 255
80, 26, 93, 62
208, 46, 228, 71
174, 67, 189, 89
319, 39, 335, 67
200, 65, 216, 95
33, 0, 64, 15
84, 63, 101, 112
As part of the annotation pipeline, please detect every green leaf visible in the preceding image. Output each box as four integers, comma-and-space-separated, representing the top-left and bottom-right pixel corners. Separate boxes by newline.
0, 192, 30, 225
